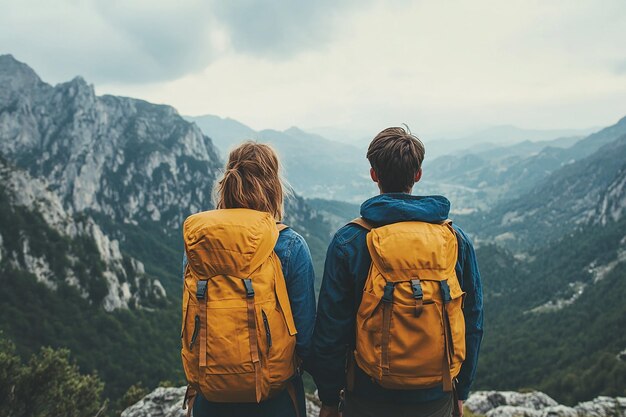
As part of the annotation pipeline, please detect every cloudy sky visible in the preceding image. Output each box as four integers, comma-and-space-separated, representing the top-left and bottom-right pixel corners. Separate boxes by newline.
2, 0, 626, 140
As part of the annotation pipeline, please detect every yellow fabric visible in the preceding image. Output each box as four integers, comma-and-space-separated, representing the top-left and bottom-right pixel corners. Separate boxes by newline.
354, 220, 466, 390
181, 208, 297, 403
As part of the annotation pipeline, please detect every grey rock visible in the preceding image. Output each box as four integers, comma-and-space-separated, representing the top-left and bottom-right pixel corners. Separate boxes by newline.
466, 390, 626, 417
122, 387, 626, 417
306, 391, 321, 416
122, 386, 322, 417
121, 387, 187, 417
466, 391, 559, 415
574, 396, 626, 417
486, 405, 545, 417
543, 405, 579, 417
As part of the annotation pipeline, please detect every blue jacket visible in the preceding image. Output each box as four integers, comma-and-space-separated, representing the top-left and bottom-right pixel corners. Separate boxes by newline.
182, 226, 316, 415
312, 193, 483, 405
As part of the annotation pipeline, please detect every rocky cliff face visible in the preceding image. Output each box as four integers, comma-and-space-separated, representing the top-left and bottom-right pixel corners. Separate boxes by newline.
0, 54, 225, 309
0, 157, 165, 310
596, 166, 626, 226
0, 54, 222, 230
121, 387, 626, 417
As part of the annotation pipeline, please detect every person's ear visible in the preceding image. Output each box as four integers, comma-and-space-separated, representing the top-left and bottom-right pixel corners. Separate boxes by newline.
370, 167, 379, 183
415, 168, 422, 183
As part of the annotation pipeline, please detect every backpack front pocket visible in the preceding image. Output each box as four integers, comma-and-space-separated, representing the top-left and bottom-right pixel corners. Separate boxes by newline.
388, 301, 444, 379
205, 302, 254, 374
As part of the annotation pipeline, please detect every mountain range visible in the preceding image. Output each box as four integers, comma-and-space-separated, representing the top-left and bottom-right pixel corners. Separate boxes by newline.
0, 54, 624, 410
186, 114, 623, 216
187, 114, 376, 202
458, 119, 626, 250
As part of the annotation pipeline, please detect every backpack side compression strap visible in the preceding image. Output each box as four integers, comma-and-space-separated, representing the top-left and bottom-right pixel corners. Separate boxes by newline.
349, 217, 373, 231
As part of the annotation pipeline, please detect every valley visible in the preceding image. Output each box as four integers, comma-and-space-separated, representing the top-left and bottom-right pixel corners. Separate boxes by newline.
0, 54, 624, 415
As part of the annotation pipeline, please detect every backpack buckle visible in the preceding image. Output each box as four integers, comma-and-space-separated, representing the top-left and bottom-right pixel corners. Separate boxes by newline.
410, 279, 423, 300
411, 279, 424, 317
196, 280, 208, 300
382, 282, 395, 304
243, 279, 255, 298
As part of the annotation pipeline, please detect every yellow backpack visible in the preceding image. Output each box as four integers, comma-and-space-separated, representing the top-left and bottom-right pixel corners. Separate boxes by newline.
181, 208, 298, 403
351, 218, 465, 392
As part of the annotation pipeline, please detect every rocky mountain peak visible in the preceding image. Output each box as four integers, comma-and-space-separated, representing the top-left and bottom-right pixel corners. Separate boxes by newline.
0, 54, 46, 104
0, 54, 41, 83
56, 75, 95, 101
0, 59, 222, 228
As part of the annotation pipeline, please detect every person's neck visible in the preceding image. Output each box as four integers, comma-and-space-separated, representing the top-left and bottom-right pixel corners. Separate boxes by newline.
379, 190, 412, 195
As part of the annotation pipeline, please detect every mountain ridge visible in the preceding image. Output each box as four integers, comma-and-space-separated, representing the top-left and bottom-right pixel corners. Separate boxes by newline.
462, 133, 626, 250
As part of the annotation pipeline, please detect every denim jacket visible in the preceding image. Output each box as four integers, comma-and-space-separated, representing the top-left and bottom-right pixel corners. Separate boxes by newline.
182, 226, 317, 370
312, 193, 484, 406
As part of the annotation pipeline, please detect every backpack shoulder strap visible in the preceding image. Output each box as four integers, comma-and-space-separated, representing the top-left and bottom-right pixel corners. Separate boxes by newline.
277, 223, 289, 232
349, 217, 374, 231
441, 219, 457, 236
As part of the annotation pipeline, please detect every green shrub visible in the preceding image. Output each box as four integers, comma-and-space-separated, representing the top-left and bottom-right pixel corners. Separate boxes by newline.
0, 333, 105, 417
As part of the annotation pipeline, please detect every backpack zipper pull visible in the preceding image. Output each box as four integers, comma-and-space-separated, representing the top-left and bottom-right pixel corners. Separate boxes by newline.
189, 315, 200, 351
261, 310, 272, 353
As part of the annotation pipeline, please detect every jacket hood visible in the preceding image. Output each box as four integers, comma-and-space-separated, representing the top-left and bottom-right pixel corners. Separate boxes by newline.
360, 193, 450, 225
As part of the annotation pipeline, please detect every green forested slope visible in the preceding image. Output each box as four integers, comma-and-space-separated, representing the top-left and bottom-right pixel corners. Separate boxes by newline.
0, 270, 184, 400
0, 186, 184, 400
476, 218, 626, 403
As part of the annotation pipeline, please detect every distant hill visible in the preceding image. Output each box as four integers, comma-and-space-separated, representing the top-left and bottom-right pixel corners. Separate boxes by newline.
461, 128, 626, 250
306, 198, 360, 232
187, 114, 377, 202
189, 112, 617, 216
185, 114, 257, 155
421, 117, 626, 214
424, 124, 599, 159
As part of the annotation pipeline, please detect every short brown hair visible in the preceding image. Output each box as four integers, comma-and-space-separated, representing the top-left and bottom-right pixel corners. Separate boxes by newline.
215, 141, 286, 220
366, 127, 425, 193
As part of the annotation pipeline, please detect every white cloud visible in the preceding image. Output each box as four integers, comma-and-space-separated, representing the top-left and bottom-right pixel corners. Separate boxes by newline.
0, 1, 210, 83
2, 0, 626, 136
0, 0, 366, 84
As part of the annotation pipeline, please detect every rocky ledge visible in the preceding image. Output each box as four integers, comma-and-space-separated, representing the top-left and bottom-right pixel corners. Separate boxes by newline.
122, 387, 625, 417
121, 386, 321, 417
465, 391, 626, 417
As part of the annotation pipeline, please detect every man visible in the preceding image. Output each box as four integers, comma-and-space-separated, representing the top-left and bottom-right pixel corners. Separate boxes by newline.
313, 127, 483, 417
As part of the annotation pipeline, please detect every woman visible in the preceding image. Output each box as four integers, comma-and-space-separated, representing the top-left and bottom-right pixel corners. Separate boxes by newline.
181, 141, 316, 417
